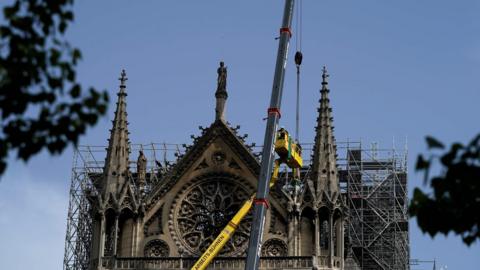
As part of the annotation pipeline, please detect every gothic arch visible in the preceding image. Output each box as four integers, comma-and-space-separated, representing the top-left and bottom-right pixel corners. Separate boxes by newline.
318, 206, 330, 255
117, 208, 135, 257
299, 207, 315, 255
104, 209, 117, 257
332, 208, 343, 258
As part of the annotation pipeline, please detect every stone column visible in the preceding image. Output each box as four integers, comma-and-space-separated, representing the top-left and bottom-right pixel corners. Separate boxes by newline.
294, 216, 300, 256
329, 214, 334, 267
130, 217, 137, 257
96, 214, 106, 269
215, 95, 227, 121
340, 218, 345, 269
336, 219, 341, 257
133, 218, 142, 256
314, 212, 320, 256
295, 213, 301, 256
113, 214, 119, 255
287, 210, 294, 256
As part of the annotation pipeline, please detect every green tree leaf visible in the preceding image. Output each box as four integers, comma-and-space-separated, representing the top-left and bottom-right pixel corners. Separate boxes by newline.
410, 133, 480, 245
425, 136, 445, 149
415, 154, 430, 171
0, 0, 109, 176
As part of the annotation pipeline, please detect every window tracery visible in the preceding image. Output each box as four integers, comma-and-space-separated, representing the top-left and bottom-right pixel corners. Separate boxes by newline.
144, 239, 169, 257
320, 220, 330, 250
172, 174, 252, 256
261, 238, 288, 257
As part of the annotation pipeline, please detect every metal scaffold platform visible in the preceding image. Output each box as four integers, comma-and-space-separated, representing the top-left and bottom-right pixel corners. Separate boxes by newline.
338, 142, 409, 270
63, 143, 186, 270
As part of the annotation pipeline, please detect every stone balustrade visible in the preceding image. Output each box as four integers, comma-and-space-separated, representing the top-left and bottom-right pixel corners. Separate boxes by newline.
98, 256, 322, 270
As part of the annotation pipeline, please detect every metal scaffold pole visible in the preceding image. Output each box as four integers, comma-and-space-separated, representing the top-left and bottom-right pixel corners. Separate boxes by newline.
245, 0, 295, 269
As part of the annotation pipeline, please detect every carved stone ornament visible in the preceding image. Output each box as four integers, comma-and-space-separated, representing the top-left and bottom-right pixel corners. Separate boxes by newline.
228, 159, 241, 170
211, 151, 226, 165
121, 195, 133, 210
261, 238, 288, 257
195, 159, 209, 171
144, 205, 163, 237
171, 173, 252, 256
144, 239, 169, 257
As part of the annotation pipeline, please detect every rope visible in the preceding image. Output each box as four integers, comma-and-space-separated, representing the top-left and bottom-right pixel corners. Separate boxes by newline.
295, 0, 299, 51
295, 0, 303, 52
300, 0, 303, 51
294, 0, 303, 142
295, 59, 300, 142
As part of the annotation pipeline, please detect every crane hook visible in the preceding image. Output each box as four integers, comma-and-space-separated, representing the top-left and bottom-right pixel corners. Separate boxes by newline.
294, 51, 303, 66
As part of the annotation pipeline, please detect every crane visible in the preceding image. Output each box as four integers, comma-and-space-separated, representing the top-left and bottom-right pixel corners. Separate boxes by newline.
191, 1, 298, 268
245, 0, 296, 269
191, 129, 302, 270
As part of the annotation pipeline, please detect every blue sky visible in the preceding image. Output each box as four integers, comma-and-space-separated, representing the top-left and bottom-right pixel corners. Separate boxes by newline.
1, 1, 479, 269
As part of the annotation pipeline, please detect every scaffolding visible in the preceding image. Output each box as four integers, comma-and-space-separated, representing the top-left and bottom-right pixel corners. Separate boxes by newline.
63, 143, 186, 270
63, 141, 409, 270
338, 142, 409, 270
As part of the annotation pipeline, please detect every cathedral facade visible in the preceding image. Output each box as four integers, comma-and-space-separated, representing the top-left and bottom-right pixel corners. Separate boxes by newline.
88, 63, 347, 270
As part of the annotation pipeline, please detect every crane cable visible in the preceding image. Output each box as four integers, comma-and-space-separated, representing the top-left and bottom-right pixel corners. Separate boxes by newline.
294, 0, 303, 143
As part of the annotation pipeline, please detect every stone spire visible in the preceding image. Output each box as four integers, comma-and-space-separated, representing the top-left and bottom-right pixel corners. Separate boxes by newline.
310, 66, 339, 201
215, 61, 228, 121
102, 69, 131, 196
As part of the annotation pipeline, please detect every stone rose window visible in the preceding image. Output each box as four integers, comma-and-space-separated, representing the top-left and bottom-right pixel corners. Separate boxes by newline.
171, 173, 253, 256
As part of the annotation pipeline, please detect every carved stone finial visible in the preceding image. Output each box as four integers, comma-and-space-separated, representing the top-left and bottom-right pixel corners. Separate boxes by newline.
215, 61, 228, 121
321, 66, 329, 85
119, 69, 128, 89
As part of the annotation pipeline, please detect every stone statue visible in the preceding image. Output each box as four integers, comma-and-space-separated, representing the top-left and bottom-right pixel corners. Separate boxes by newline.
137, 150, 147, 185
216, 61, 227, 93
215, 61, 228, 121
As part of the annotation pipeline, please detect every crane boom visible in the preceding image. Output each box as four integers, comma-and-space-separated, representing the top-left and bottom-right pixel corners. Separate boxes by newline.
245, 0, 295, 269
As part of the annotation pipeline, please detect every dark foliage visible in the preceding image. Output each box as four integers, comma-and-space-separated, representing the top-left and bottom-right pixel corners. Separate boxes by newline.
0, 0, 109, 175
410, 134, 480, 245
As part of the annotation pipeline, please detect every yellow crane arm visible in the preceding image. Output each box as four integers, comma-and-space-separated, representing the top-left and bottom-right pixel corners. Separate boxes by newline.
191, 159, 281, 270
